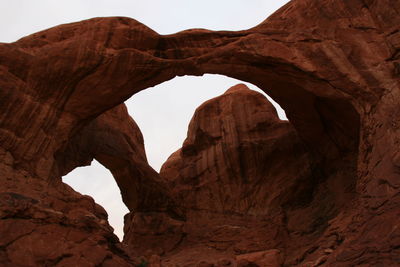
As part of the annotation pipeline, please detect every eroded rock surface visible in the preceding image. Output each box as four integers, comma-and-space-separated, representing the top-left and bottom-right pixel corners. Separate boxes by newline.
0, 170, 134, 266
0, 105, 172, 266
155, 83, 295, 264
160, 84, 311, 216
54, 104, 180, 215
124, 85, 312, 261
148, 84, 353, 266
1, 0, 400, 265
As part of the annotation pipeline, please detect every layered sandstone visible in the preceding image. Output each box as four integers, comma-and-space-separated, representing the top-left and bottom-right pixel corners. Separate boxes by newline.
123, 84, 313, 261
160, 84, 311, 216
142, 84, 355, 266
143, 84, 312, 265
0, 176, 134, 266
0, 0, 399, 266
54, 104, 180, 215
0, 105, 172, 266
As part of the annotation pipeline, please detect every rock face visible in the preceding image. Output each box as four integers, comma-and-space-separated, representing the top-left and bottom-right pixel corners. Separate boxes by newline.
0, 105, 171, 266
147, 84, 357, 266
0, 180, 133, 266
0, 0, 400, 266
124, 84, 312, 261
146, 84, 313, 265
160, 84, 311, 216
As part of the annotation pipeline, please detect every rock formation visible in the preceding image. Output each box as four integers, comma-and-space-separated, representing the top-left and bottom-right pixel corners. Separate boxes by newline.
0, 0, 400, 265
160, 84, 311, 216
0, 105, 169, 266
54, 104, 180, 216
0, 179, 133, 266
146, 84, 312, 265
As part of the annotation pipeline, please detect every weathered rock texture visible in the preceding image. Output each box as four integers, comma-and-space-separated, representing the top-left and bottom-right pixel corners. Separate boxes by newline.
141, 84, 357, 266
0, 105, 166, 266
54, 104, 179, 215
146, 84, 313, 265
161, 84, 311, 216
0, 177, 133, 266
0, 0, 399, 265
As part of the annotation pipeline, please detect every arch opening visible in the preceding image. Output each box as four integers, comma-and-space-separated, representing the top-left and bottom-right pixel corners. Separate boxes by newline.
2, 0, 393, 264
126, 74, 287, 172
42, 15, 361, 249
56, 71, 360, 244
56, 74, 289, 242
62, 159, 129, 241
118, 72, 361, 256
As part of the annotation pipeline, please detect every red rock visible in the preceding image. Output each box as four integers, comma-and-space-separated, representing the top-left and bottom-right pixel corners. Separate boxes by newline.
156, 85, 310, 265
0, 105, 178, 266
236, 249, 283, 267
123, 211, 185, 256
197, 261, 215, 267
149, 255, 161, 267
0, 182, 134, 266
160, 84, 311, 216
0, 0, 399, 266
215, 258, 234, 266
54, 104, 181, 215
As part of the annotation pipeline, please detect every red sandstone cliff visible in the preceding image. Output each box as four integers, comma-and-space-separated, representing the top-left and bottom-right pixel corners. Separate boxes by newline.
1, 0, 400, 266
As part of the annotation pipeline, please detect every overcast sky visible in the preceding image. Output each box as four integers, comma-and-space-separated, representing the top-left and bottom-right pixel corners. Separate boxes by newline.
1, 0, 290, 240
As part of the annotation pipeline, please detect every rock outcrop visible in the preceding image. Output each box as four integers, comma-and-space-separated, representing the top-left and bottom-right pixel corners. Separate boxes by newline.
141, 84, 357, 266
160, 84, 311, 216
0, 105, 174, 266
54, 104, 180, 215
0, 178, 134, 266
0, 0, 399, 265
142, 84, 313, 265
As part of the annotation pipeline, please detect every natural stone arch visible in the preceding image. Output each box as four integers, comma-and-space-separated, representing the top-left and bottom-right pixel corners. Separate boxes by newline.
53, 104, 180, 216
3, 0, 376, 179
1, 0, 393, 225
1, 0, 400, 265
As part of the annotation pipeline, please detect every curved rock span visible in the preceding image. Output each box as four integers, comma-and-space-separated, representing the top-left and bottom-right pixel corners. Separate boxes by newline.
1, 0, 400, 266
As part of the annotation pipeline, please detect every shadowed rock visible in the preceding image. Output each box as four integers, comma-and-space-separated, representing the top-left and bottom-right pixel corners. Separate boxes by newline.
161, 84, 311, 216
1, 0, 400, 265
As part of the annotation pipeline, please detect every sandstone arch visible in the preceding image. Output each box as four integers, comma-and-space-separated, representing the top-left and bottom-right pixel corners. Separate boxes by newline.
54, 104, 179, 215
3, 0, 395, 179
1, 0, 400, 265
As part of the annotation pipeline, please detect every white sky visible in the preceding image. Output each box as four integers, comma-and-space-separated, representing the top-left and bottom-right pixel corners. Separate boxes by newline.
1, 0, 290, 240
